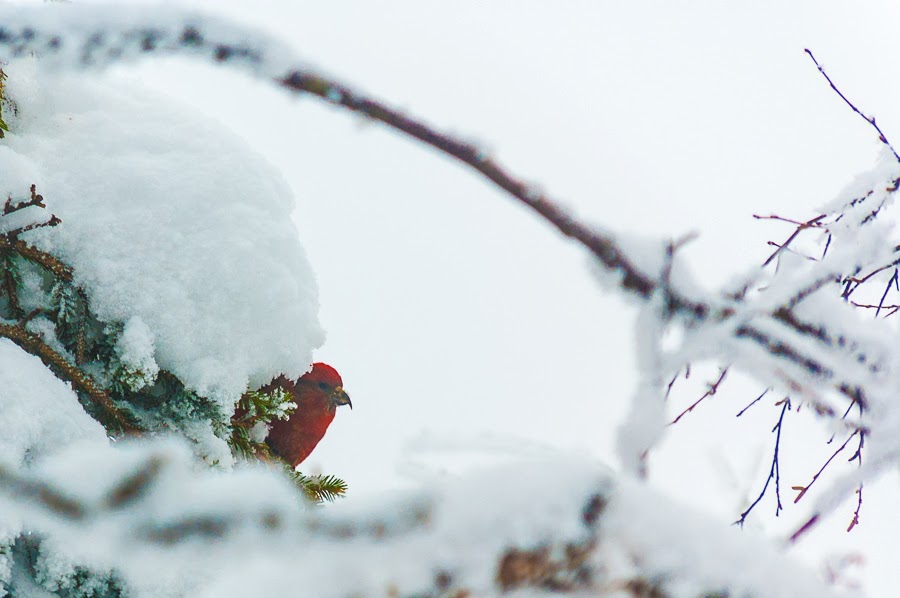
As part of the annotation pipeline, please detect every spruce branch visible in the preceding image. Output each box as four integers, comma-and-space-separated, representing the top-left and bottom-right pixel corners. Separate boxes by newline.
230, 384, 347, 502
0, 67, 8, 137
0, 249, 22, 317
0, 236, 73, 280
0, 321, 141, 434
290, 471, 347, 504
229, 383, 295, 461
3, 184, 47, 216
4, 213, 61, 238
0, 185, 72, 280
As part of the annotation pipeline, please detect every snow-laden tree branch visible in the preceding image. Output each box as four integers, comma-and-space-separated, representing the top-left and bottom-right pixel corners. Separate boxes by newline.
1, 5, 893, 430
0, 436, 840, 598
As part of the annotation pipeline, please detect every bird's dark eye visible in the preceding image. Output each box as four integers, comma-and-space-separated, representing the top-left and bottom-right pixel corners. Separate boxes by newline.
317, 382, 329, 391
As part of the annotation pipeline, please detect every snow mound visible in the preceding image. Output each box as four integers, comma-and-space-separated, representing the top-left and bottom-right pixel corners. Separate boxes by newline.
1, 61, 325, 406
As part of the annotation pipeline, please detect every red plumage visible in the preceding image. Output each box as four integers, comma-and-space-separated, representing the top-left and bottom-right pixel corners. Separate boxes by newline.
264, 363, 351, 467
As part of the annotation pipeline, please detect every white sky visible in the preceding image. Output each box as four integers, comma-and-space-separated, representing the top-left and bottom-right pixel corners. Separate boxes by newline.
105, 0, 900, 592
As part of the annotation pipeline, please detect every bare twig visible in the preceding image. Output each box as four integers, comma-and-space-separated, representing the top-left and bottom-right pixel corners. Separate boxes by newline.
279, 71, 671, 308
735, 399, 791, 527
822, 232, 832, 259
805, 49, 900, 164
792, 430, 858, 504
788, 514, 820, 544
758, 214, 827, 267
847, 411, 865, 532
280, 69, 881, 426
875, 269, 899, 318
789, 404, 866, 542
664, 367, 684, 401
736, 388, 770, 418
669, 368, 728, 425
847, 484, 863, 532
849, 301, 900, 318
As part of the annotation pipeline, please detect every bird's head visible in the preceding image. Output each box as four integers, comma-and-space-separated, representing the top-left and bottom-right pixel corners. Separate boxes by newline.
295, 362, 352, 412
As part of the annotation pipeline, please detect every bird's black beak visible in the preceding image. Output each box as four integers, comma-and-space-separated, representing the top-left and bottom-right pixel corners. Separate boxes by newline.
331, 387, 352, 409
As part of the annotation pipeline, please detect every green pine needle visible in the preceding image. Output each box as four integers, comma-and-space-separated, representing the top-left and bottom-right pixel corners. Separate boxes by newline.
290, 471, 348, 504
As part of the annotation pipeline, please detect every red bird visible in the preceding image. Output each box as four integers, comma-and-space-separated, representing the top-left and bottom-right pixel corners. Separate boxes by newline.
265, 363, 352, 467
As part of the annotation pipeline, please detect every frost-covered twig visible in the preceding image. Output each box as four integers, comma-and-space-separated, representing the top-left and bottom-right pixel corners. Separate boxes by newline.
841, 251, 900, 300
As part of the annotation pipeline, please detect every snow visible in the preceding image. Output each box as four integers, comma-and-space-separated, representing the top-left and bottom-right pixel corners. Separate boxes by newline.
0, 3, 296, 79
0, 439, 845, 597
616, 298, 667, 476
821, 147, 900, 225
114, 316, 159, 392
0, 338, 107, 468
1, 59, 325, 407
604, 475, 846, 598
0, 338, 109, 597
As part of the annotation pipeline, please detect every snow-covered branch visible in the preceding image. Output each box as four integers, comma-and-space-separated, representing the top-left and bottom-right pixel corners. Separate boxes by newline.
0, 437, 840, 597
1, 5, 894, 427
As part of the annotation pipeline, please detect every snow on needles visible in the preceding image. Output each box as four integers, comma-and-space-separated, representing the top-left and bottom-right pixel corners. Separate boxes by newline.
1, 61, 325, 406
